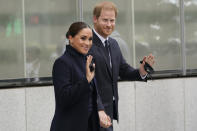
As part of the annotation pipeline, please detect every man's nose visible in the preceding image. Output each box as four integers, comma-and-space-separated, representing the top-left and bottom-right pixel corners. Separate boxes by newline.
106, 21, 111, 26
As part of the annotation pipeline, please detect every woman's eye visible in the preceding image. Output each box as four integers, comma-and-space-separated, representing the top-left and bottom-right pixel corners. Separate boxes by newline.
89, 37, 93, 41
81, 36, 86, 40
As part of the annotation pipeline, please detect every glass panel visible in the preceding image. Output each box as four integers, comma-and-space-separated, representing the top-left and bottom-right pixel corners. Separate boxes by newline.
184, 0, 197, 69
83, 0, 134, 65
134, 0, 181, 70
0, 0, 24, 79
25, 0, 77, 81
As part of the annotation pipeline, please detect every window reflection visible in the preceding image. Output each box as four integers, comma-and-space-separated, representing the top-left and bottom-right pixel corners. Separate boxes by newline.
26, 46, 41, 82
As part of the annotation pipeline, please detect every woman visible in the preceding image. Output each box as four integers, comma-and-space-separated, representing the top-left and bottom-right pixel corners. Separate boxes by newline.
50, 22, 104, 131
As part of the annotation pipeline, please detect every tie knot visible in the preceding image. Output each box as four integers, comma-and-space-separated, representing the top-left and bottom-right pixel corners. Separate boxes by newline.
104, 40, 109, 47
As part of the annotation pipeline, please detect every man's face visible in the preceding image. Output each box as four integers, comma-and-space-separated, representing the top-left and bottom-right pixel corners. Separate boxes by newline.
94, 9, 116, 38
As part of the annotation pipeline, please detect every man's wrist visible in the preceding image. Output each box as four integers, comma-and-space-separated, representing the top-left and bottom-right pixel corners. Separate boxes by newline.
140, 73, 147, 79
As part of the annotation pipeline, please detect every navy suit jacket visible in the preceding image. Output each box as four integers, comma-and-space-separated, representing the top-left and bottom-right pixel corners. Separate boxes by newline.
89, 31, 144, 120
50, 45, 101, 131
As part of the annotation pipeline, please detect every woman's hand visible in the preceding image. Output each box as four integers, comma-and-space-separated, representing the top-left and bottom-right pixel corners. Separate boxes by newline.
139, 54, 155, 76
98, 110, 112, 128
86, 55, 95, 83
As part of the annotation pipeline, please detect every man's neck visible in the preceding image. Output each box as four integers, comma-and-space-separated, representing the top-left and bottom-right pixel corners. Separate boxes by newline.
93, 28, 108, 44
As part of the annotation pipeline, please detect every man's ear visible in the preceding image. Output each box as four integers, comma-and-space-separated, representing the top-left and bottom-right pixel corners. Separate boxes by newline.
93, 16, 97, 24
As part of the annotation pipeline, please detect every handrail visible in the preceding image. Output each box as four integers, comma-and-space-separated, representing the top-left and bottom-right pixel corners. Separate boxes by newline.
0, 69, 197, 88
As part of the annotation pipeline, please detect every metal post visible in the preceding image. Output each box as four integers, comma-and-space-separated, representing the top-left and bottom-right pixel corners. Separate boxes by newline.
180, 0, 186, 75
22, 0, 27, 78
132, 0, 136, 68
78, 0, 83, 21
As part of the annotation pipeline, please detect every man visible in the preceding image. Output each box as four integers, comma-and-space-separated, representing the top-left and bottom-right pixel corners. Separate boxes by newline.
89, 1, 155, 131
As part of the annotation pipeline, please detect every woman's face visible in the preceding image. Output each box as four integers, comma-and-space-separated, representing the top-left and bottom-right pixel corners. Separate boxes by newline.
69, 28, 93, 55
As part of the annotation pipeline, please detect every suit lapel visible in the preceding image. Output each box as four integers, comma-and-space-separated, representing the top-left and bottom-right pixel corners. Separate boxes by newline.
93, 32, 112, 78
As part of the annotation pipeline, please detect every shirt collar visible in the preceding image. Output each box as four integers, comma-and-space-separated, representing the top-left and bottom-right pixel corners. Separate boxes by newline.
93, 28, 109, 46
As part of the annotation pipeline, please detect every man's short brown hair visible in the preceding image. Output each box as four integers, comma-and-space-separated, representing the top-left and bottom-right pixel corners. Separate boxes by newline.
93, 1, 118, 18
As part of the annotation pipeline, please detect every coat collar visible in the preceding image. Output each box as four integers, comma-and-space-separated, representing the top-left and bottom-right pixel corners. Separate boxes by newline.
65, 45, 86, 59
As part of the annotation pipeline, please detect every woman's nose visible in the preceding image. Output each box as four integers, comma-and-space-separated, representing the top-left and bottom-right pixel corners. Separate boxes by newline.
85, 40, 91, 46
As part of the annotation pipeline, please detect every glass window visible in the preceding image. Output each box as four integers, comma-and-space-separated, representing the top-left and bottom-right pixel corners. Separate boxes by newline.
25, 0, 77, 81
184, 0, 197, 70
1, 0, 197, 84
0, 0, 24, 79
134, 0, 181, 71
0, 0, 77, 81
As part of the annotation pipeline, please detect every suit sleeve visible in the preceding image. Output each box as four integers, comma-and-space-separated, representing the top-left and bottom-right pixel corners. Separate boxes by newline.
117, 44, 146, 81
52, 58, 90, 109
92, 78, 105, 111
97, 93, 105, 111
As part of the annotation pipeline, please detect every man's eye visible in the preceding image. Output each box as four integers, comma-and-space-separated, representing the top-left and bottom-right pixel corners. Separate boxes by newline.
103, 19, 108, 22
110, 20, 115, 23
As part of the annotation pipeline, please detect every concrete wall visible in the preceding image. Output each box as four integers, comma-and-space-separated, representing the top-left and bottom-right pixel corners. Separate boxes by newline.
0, 78, 197, 131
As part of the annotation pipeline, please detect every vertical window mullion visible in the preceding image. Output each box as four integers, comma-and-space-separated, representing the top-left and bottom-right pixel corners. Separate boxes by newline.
180, 0, 186, 75
78, 0, 83, 21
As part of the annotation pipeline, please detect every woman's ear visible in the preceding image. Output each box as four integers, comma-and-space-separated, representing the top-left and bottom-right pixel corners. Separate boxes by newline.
68, 35, 73, 45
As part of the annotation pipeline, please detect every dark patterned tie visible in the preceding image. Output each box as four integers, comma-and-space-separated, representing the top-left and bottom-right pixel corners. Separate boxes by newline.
104, 40, 112, 68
